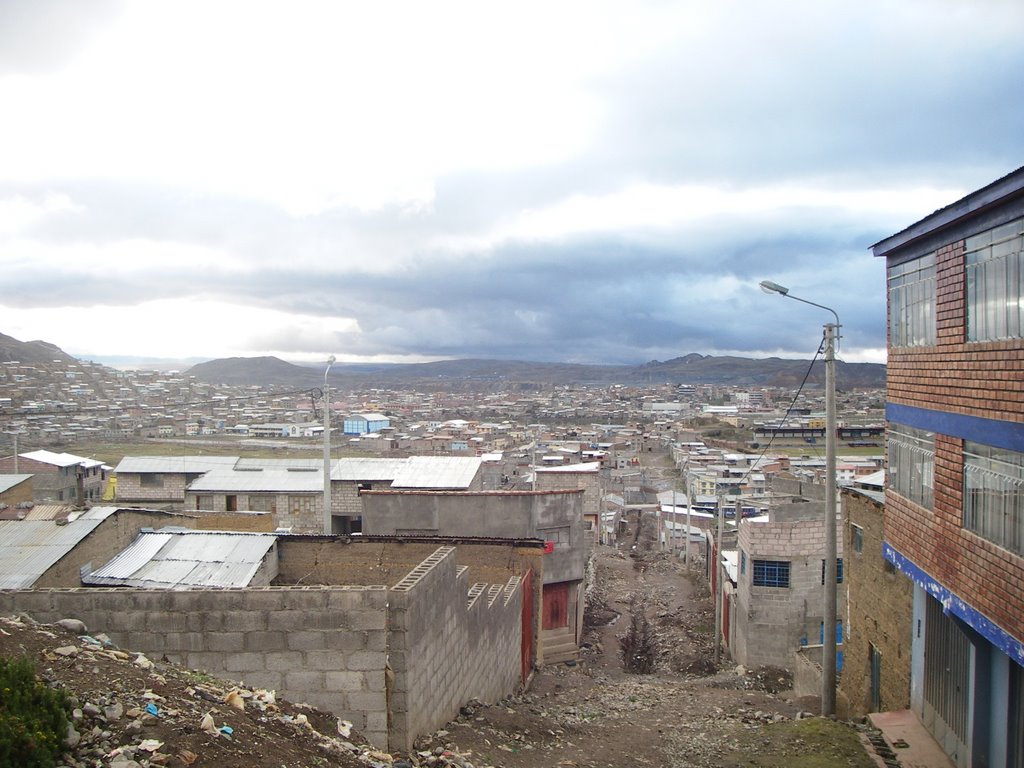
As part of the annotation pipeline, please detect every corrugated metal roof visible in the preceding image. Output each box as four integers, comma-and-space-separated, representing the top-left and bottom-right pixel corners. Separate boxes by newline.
536, 461, 601, 474
331, 458, 407, 482
186, 467, 322, 493
83, 530, 277, 589
235, 457, 322, 471
114, 456, 240, 474
0, 474, 33, 493
0, 518, 107, 588
390, 456, 481, 489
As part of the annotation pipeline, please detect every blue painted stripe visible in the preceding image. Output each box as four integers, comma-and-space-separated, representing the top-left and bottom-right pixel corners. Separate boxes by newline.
883, 541, 1024, 665
886, 403, 1024, 452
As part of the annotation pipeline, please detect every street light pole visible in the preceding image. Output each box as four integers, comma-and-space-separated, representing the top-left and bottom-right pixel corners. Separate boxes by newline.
322, 355, 336, 535
759, 280, 840, 717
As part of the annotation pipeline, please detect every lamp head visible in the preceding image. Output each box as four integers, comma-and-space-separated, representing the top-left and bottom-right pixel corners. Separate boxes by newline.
759, 280, 789, 296
327, 355, 336, 365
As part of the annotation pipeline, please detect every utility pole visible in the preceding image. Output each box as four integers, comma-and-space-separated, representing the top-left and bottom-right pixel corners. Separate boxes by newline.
713, 493, 725, 665
822, 322, 838, 716
322, 355, 336, 535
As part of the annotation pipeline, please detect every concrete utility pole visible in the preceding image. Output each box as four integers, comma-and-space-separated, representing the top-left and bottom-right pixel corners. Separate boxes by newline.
322, 355, 336, 535
759, 280, 841, 717
713, 493, 725, 665
822, 322, 838, 717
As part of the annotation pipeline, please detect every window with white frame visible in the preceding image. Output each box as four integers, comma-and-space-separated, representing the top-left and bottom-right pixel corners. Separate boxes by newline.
887, 253, 936, 347
963, 441, 1024, 556
966, 216, 1024, 342
887, 423, 934, 509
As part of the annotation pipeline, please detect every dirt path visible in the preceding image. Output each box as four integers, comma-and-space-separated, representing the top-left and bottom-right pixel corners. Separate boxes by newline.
418, 511, 879, 768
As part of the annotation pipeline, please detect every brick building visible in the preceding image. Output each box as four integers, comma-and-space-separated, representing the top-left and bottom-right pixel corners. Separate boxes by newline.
0, 450, 108, 504
873, 167, 1024, 768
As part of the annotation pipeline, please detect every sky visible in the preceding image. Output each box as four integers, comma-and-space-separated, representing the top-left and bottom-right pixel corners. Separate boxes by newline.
1, 0, 1023, 369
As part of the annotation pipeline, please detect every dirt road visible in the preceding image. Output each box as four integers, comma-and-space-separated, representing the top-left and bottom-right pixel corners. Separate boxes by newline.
418, 511, 880, 768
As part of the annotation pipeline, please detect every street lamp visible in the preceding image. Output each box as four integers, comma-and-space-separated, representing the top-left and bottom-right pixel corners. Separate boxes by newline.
760, 280, 840, 717
322, 355, 336, 535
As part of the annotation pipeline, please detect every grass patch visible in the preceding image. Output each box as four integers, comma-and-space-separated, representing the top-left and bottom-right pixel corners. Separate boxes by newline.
718, 717, 876, 768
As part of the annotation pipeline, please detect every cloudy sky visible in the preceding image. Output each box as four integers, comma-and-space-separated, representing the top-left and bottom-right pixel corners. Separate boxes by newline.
2, 0, 1022, 368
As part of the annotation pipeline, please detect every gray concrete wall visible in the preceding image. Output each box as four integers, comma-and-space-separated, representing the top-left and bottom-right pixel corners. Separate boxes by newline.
361, 490, 584, 584
0, 585, 390, 747
733, 514, 846, 671
387, 547, 522, 752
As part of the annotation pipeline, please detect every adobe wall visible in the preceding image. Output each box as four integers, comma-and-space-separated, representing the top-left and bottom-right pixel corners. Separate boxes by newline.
0, 585, 390, 747
387, 547, 523, 752
841, 490, 913, 716
0, 477, 33, 507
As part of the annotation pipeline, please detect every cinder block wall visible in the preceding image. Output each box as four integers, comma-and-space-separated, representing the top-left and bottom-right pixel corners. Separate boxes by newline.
387, 547, 522, 752
0, 586, 390, 748
117, 472, 189, 503
734, 517, 846, 670
841, 491, 912, 715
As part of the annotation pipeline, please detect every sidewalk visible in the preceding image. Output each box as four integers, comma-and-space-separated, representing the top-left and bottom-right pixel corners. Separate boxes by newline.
867, 710, 956, 768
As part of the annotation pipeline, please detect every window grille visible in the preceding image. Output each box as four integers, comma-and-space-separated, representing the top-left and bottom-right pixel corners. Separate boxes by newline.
752, 559, 790, 588
963, 441, 1024, 556
887, 253, 936, 347
966, 216, 1024, 342
887, 423, 934, 509
821, 558, 844, 584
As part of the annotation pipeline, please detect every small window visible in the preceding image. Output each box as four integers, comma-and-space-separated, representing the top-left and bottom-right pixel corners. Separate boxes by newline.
752, 559, 790, 588
851, 525, 863, 554
821, 558, 844, 584
140, 473, 162, 487
740, 550, 746, 575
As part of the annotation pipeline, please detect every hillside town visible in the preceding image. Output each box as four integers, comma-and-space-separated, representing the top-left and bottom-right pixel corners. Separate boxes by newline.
1, 168, 1023, 768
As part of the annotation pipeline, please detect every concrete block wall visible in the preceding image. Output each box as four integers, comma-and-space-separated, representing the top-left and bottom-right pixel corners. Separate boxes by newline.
734, 517, 846, 671
0, 585, 390, 748
387, 547, 522, 752
117, 472, 189, 503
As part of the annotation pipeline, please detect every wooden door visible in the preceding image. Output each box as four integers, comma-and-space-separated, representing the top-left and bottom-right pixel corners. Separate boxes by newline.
542, 582, 569, 630
520, 569, 534, 681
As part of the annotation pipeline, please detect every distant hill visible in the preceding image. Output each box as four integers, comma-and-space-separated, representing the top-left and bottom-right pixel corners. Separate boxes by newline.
185, 353, 885, 390
0, 332, 79, 365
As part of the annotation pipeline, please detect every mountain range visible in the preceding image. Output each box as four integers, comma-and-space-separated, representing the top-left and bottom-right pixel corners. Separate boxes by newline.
184, 352, 885, 390
0, 332, 885, 390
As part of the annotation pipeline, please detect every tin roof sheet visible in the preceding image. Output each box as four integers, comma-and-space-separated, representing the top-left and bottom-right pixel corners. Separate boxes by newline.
19, 450, 89, 468
186, 467, 321, 493
389, 456, 481, 489
0, 518, 107, 588
536, 461, 601, 474
114, 456, 240, 474
0, 474, 33, 493
83, 530, 277, 589
331, 458, 408, 481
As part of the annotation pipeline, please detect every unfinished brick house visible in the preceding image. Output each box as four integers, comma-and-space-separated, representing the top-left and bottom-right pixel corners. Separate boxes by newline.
873, 166, 1024, 768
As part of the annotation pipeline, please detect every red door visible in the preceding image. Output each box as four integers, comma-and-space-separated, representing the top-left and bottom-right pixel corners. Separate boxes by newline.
542, 582, 569, 630
520, 569, 534, 681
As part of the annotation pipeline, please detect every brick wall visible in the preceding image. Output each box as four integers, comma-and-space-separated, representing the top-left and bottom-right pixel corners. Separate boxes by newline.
886, 238, 1024, 645
840, 490, 912, 716
387, 547, 522, 752
0, 476, 33, 507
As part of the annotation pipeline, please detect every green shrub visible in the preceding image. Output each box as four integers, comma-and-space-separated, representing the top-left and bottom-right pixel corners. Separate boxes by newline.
0, 655, 70, 768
